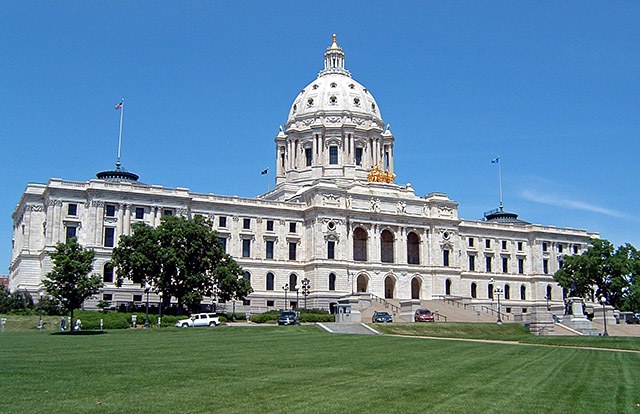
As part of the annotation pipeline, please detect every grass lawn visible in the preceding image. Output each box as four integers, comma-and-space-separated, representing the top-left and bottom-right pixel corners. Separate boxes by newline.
1, 325, 639, 413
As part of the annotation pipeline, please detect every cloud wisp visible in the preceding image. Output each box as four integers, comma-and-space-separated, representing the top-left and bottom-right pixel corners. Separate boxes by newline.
520, 189, 633, 220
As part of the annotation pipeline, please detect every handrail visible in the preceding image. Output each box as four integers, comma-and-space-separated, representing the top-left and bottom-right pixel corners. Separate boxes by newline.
437, 295, 469, 309
479, 305, 510, 321
435, 312, 448, 322
370, 294, 401, 315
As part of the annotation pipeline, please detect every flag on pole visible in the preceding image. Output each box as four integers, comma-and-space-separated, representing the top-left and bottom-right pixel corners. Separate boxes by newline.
491, 157, 500, 163
260, 168, 269, 175
115, 102, 123, 110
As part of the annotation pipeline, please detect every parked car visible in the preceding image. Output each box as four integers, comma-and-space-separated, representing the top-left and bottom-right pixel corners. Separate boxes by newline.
626, 314, 640, 324
277, 311, 300, 325
372, 311, 393, 323
414, 309, 435, 322
175, 313, 221, 328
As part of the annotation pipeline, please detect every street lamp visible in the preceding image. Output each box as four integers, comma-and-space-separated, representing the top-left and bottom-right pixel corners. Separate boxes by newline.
37, 291, 44, 330
157, 291, 163, 327
144, 282, 151, 328
600, 297, 609, 336
295, 284, 300, 315
301, 278, 311, 310
282, 284, 289, 310
494, 286, 503, 325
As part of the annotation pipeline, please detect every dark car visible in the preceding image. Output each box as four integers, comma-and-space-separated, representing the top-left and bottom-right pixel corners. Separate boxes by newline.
414, 309, 435, 322
277, 311, 300, 325
626, 314, 640, 324
372, 311, 393, 323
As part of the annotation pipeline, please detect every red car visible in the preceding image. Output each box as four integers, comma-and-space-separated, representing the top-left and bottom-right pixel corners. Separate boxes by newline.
414, 309, 435, 322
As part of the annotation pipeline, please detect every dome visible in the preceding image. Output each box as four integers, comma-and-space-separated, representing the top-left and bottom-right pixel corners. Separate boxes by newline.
285, 35, 383, 128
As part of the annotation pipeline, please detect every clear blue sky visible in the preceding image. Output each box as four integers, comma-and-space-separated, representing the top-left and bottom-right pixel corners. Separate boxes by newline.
2, 2, 639, 274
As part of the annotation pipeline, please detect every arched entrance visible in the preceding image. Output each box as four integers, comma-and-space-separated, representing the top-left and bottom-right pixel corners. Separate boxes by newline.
384, 276, 395, 299
411, 277, 421, 300
356, 274, 368, 293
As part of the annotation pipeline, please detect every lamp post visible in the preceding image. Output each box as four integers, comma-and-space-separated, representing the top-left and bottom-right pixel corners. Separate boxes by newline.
37, 291, 44, 330
282, 284, 289, 310
600, 297, 609, 336
301, 278, 310, 310
295, 284, 300, 315
158, 291, 163, 327
494, 286, 503, 325
144, 282, 151, 328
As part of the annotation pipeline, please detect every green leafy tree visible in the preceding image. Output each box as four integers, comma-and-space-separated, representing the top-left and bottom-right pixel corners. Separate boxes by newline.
112, 215, 251, 312
43, 238, 103, 328
0, 285, 10, 314
9, 290, 34, 312
554, 238, 635, 310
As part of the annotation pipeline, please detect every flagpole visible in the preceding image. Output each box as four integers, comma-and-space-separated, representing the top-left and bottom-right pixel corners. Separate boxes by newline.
265, 169, 269, 193
497, 157, 503, 210
116, 98, 125, 170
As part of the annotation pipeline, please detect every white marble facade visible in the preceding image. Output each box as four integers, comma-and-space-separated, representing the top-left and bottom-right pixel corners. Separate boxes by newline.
9, 36, 597, 313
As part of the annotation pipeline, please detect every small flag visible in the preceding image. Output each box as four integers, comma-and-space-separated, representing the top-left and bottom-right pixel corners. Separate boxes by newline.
115, 102, 123, 110
491, 157, 500, 164
260, 168, 268, 175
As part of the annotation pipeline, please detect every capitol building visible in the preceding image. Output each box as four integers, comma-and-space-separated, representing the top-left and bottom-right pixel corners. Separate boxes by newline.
9, 36, 597, 319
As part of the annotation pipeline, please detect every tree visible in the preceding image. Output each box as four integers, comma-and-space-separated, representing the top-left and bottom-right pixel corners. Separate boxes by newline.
112, 215, 251, 312
554, 238, 637, 310
43, 238, 103, 329
0, 285, 10, 314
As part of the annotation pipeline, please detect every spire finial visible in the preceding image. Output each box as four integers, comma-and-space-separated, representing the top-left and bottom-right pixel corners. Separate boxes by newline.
320, 33, 350, 77
332, 33, 337, 44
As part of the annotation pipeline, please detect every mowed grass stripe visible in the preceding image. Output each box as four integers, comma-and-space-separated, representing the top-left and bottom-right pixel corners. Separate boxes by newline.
1, 326, 639, 413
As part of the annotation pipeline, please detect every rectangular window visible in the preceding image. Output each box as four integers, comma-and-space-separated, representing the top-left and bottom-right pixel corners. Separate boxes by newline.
486, 256, 492, 273
266, 300, 275, 307
65, 226, 77, 243
305, 148, 312, 166
558, 244, 564, 253
266, 240, 274, 259
133, 294, 143, 302
542, 242, 548, 252
573, 245, 578, 254
163, 209, 173, 216
218, 237, 227, 252
517, 241, 523, 251
469, 255, 475, 271
327, 241, 335, 259
67, 203, 77, 216
502, 257, 508, 273
102, 293, 113, 301
485, 239, 491, 249
518, 258, 524, 274
266, 220, 274, 232
289, 242, 297, 260
219, 216, 227, 227
355, 148, 363, 166
543, 259, 549, 274
443, 250, 450, 267
243, 218, 251, 229
329, 145, 338, 165
468, 237, 474, 247
242, 239, 251, 258
289, 222, 296, 233
243, 299, 250, 306
558, 260, 564, 269
502, 240, 507, 250
105, 204, 116, 217
135, 207, 145, 220
104, 227, 115, 247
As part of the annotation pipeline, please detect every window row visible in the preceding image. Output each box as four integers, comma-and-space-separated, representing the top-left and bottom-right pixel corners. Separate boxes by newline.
353, 228, 421, 264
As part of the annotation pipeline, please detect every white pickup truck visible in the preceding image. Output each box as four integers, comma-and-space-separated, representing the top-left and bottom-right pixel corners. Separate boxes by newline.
175, 313, 221, 328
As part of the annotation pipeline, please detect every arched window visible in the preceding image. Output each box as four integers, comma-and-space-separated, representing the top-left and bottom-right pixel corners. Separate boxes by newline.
504, 284, 511, 300
103, 263, 113, 283
381, 230, 394, 263
407, 232, 420, 264
329, 273, 336, 291
356, 274, 368, 293
411, 277, 421, 299
546, 284, 552, 301
471, 282, 477, 298
384, 276, 395, 299
266, 272, 274, 291
353, 227, 368, 262
520, 285, 526, 300
243, 271, 251, 283
488, 283, 494, 299
445, 279, 452, 295
289, 274, 297, 291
